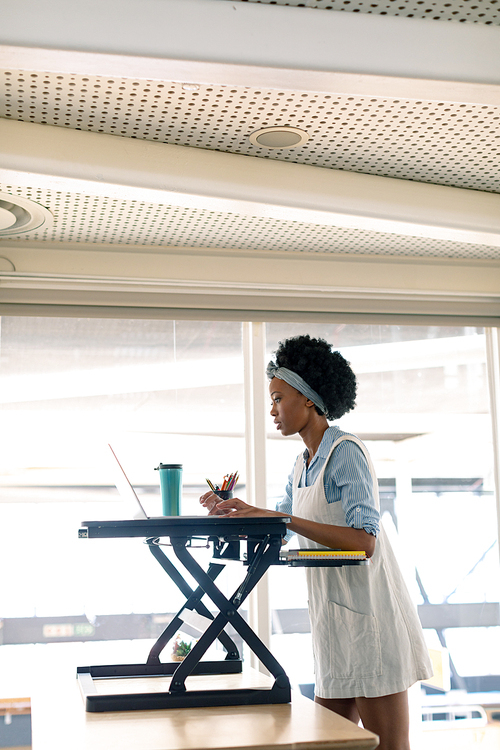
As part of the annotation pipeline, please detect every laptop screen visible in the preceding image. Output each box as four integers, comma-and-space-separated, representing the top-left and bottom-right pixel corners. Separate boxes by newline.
108, 444, 148, 520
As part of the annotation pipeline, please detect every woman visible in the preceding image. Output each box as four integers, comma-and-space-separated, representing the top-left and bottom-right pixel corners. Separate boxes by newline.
200, 334, 432, 750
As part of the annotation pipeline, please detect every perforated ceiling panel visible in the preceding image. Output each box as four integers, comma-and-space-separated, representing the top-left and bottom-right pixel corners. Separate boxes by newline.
1, 70, 499, 194
232, 0, 500, 24
1, 183, 498, 260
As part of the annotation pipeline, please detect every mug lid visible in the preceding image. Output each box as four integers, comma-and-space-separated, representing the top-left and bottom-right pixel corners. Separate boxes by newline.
155, 463, 183, 470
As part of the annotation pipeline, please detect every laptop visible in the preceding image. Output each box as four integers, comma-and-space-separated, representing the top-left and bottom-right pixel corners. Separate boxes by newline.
107, 443, 150, 520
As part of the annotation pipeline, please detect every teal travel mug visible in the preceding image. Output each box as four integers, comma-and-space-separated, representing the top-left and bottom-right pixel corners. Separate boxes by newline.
155, 463, 183, 516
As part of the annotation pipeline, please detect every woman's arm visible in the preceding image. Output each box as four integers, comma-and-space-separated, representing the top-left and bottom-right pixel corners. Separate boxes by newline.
286, 514, 376, 557
199, 492, 376, 557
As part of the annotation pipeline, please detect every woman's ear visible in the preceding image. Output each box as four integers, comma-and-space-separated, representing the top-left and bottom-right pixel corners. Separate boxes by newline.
304, 398, 315, 409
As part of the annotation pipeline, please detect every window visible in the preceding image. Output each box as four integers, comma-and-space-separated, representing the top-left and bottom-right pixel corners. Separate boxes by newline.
265, 323, 499, 746
0, 317, 246, 682
0, 315, 499, 747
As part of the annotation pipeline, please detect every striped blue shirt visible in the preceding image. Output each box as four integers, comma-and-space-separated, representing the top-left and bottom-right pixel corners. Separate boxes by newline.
276, 425, 380, 538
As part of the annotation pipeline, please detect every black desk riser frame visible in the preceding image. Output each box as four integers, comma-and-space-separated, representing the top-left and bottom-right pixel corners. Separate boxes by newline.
77, 516, 368, 713
77, 516, 292, 712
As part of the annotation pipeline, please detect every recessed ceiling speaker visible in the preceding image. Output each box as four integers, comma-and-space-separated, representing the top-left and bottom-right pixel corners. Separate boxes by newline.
249, 126, 309, 149
0, 193, 53, 236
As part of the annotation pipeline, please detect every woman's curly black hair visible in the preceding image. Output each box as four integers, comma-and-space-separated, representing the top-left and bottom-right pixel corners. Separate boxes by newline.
273, 334, 357, 420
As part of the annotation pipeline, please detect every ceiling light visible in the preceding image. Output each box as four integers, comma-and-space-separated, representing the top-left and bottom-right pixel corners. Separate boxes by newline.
0, 193, 53, 236
249, 126, 309, 149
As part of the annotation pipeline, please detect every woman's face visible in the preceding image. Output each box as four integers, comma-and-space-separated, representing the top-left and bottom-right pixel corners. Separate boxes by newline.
269, 377, 312, 437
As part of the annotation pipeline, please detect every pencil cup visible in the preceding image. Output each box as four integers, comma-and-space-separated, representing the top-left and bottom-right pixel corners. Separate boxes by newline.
214, 490, 233, 501
155, 463, 183, 516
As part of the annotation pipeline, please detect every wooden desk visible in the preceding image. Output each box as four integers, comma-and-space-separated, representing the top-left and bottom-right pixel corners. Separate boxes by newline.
31, 670, 379, 750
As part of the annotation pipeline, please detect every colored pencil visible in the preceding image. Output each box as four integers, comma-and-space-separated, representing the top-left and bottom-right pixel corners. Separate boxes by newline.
206, 472, 239, 493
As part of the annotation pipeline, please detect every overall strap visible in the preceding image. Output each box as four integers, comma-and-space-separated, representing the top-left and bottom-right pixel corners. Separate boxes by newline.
292, 452, 305, 492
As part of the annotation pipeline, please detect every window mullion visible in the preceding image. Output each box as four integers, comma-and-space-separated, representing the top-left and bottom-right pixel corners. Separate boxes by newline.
485, 328, 500, 570
243, 322, 271, 673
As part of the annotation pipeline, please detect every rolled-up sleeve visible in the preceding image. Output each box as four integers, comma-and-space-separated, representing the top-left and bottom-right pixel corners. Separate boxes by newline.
327, 441, 380, 537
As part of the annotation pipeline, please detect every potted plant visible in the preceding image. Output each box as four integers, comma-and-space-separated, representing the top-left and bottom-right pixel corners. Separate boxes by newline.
171, 635, 192, 662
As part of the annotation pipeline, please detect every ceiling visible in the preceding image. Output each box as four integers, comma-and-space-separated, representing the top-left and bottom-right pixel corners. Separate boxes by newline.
235, 0, 500, 22
0, 0, 499, 320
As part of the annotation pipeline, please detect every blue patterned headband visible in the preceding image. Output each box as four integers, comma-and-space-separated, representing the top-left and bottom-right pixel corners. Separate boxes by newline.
267, 362, 327, 415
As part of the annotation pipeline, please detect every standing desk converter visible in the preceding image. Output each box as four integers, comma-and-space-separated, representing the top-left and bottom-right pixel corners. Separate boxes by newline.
77, 515, 368, 713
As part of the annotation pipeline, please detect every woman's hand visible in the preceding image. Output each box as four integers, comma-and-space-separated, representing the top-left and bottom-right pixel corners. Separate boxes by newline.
209, 497, 268, 517
199, 491, 228, 515
199, 492, 281, 518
